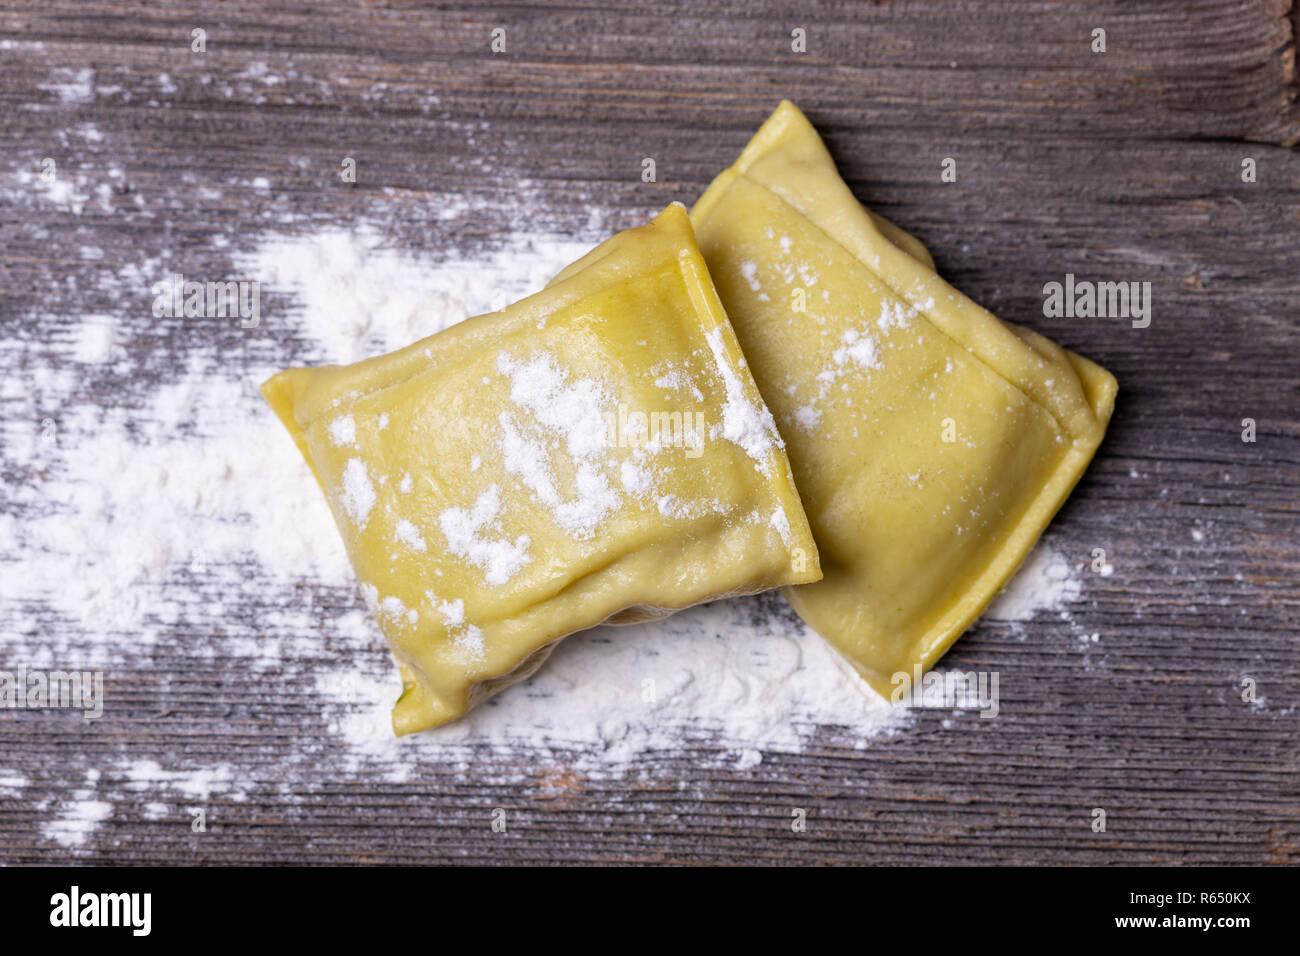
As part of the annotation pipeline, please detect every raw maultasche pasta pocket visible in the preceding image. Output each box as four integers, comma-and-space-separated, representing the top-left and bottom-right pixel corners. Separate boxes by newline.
690, 101, 1117, 697
262, 204, 821, 734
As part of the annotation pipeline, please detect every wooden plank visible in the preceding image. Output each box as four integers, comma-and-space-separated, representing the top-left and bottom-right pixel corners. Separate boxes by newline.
0, 0, 1297, 865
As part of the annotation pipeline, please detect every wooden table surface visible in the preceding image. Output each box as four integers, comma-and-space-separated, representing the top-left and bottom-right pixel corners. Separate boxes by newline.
1, 0, 1297, 865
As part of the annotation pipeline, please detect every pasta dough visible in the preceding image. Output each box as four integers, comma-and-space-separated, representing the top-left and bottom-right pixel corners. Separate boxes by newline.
262, 203, 820, 734
690, 101, 1117, 698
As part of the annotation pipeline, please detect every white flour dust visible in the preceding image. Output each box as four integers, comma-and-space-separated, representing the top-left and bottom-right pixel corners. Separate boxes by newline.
985, 546, 1083, 622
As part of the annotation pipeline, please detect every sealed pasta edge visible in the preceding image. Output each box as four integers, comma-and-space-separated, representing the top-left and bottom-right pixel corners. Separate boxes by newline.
259, 366, 338, 499
395, 553, 818, 735
546, 202, 691, 290
1065, 350, 1119, 427
673, 216, 824, 584
787, 424, 1111, 702
912, 435, 1111, 677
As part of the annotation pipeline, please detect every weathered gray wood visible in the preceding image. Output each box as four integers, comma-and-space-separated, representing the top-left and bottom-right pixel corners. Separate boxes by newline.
0, 0, 1297, 864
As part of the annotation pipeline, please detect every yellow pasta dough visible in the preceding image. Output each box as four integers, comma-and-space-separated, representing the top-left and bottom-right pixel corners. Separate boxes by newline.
690, 101, 1117, 698
262, 203, 820, 734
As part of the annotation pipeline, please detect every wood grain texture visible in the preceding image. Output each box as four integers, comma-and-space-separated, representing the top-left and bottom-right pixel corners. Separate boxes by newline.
1, 0, 1297, 865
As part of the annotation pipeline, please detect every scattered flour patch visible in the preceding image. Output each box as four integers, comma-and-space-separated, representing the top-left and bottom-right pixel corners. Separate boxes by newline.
71, 316, 119, 364
496, 351, 621, 538
378, 594, 418, 627
314, 669, 413, 779
41, 770, 110, 849
620, 461, 652, 495
393, 519, 427, 552
0, 771, 29, 797
0, 370, 353, 647
877, 299, 912, 331
986, 546, 1083, 621
16, 167, 90, 213
39, 67, 95, 104
704, 327, 783, 472
437, 485, 531, 585
436, 598, 466, 627
340, 457, 376, 526
240, 226, 595, 364
793, 404, 822, 430
328, 415, 356, 446
833, 328, 881, 371
280, 591, 915, 776
453, 624, 486, 662
119, 759, 245, 802
43, 798, 112, 848
770, 508, 793, 547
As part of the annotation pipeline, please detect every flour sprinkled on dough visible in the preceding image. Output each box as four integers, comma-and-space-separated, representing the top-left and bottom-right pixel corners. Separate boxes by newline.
493, 352, 625, 538
393, 518, 427, 552
833, 327, 882, 371
340, 458, 376, 526
437, 484, 532, 585
703, 327, 783, 472
328, 415, 357, 446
